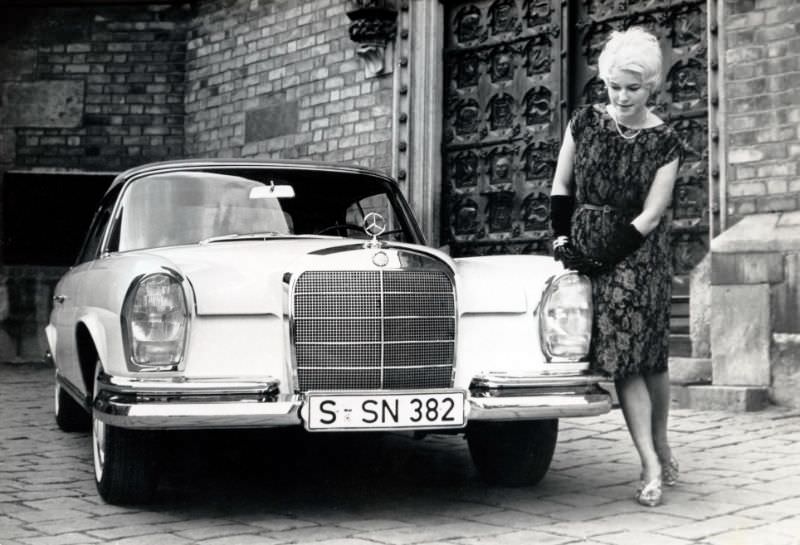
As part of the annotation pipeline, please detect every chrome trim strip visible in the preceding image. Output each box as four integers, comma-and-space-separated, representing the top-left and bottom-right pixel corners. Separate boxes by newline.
294, 314, 458, 321
56, 372, 91, 411
288, 270, 300, 392
109, 159, 402, 195
296, 340, 455, 345
470, 373, 609, 390
379, 269, 385, 387
98, 372, 281, 397
468, 394, 612, 421
297, 364, 453, 370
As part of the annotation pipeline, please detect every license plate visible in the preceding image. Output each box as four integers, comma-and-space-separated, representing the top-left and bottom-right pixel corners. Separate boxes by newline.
304, 391, 465, 431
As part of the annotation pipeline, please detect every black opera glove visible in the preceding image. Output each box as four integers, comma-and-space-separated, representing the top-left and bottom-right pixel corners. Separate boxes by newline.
597, 223, 645, 267
549, 195, 575, 238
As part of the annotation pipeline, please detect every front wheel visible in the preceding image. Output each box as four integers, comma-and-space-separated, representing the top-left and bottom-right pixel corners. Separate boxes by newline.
467, 419, 558, 486
92, 364, 159, 504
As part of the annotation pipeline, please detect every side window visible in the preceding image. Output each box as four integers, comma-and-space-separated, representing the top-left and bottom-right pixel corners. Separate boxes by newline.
76, 187, 120, 264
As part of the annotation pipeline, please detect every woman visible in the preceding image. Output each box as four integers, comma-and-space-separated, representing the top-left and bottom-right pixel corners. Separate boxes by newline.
549, 27, 681, 507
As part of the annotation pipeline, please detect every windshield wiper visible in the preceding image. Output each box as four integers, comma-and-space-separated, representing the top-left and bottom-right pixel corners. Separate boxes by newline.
200, 232, 287, 244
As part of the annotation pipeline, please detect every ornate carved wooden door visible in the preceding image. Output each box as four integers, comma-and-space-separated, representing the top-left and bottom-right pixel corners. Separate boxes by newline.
442, 0, 566, 257
442, 0, 710, 279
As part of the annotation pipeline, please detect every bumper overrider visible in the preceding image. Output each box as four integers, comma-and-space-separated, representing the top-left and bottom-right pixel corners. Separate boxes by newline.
91, 370, 612, 430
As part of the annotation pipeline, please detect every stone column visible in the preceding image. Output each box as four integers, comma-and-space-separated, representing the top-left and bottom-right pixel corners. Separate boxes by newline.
406, 0, 444, 247
705, 211, 800, 410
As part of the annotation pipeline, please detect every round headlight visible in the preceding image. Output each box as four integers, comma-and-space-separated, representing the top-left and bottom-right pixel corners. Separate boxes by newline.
123, 272, 189, 369
539, 272, 592, 362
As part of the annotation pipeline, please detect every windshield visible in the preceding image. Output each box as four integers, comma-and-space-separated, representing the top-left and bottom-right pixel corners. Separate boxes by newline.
113, 169, 415, 252
117, 173, 290, 251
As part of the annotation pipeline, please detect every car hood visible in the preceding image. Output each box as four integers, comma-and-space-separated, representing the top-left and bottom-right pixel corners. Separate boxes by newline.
134, 238, 562, 317
137, 237, 451, 316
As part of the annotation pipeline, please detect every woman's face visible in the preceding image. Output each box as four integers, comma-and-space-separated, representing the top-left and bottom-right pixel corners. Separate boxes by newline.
605, 67, 651, 121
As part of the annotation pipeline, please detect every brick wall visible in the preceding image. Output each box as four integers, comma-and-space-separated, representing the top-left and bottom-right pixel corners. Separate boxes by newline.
185, 0, 394, 174
724, 0, 800, 220
0, 4, 190, 171
0, 3, 190, 360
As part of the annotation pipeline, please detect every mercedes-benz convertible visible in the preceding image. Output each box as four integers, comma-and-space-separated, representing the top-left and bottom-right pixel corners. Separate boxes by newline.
47, 159, 611, 504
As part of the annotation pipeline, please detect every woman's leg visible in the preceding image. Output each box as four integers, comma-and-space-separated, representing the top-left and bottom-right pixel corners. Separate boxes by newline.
616, 375, 661, 482
644, 370, 672, 462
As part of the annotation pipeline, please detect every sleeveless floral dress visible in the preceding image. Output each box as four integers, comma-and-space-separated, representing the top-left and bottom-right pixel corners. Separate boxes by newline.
569, 105, 682, 381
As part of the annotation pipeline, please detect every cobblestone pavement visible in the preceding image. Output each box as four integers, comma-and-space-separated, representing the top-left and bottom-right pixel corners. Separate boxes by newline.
2, 362, 799, 545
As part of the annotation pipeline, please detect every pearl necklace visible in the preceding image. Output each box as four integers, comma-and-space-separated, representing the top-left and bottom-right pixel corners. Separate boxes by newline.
609, 108, 646, 141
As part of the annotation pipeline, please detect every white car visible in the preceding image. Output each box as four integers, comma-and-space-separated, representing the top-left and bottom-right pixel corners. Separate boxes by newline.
47, 159, 611, 504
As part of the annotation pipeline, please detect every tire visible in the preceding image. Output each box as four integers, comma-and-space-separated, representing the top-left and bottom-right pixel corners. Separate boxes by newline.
467, 419, 558, 486
54, 379, 90, 432
92, 363, 159, 504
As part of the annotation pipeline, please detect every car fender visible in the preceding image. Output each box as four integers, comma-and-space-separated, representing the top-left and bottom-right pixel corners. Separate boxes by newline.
75, 310, 111, 373
83, 253, 196, 313
452, 255, 577, 386
73, 253, 193, 377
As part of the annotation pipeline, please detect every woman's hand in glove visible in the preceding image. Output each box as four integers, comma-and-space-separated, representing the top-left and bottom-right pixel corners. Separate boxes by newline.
595, 223, 645, 267
553, 236, 608, 276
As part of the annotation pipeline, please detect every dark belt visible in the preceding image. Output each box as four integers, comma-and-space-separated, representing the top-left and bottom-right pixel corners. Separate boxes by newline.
577, 203, 635, 215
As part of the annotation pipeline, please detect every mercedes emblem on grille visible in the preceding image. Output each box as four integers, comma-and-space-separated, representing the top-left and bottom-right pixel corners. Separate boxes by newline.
363, 212, 386, 237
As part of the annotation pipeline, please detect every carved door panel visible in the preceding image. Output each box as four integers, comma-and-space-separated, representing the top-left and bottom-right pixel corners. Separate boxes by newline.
442, 0, 565, 256
572, 0, 709, 277
442, 0, 709, 278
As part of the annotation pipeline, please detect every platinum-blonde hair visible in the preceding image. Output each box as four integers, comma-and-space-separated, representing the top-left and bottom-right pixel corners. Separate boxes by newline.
598, 27, 663, 90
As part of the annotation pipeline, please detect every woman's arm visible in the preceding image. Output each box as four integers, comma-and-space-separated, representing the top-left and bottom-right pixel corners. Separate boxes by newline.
631, 157, 679, 236
549, 122, 606, 275
550, 123, 576, 197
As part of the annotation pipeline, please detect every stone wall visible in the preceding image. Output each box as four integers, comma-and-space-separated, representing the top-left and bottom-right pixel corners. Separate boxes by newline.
723, 0, 800, 222
184, 0, 394, 174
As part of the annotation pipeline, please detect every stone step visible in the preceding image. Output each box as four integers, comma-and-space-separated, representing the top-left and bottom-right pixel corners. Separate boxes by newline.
665, 357, 769, 411
670, 286, 691, 351
669, 357, 711, 385
673, 385, 769, 412
670, 317, 690, 334
600, 357, 712, 409
669, 357, 713, 410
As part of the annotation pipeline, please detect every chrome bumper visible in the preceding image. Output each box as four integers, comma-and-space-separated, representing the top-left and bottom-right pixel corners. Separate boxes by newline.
466, 372, 612, 420
93, 371, 611, 430
93, 372, 300, 429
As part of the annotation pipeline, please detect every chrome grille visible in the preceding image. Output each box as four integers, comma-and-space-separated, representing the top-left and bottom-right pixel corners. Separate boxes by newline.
293, 269, 455, 391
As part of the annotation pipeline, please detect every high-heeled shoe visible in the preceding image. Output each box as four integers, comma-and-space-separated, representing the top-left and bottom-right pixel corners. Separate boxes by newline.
662, 456, 679, 487
635, 477, 663, 507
